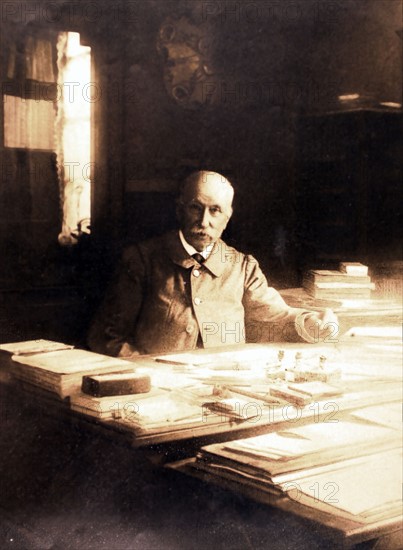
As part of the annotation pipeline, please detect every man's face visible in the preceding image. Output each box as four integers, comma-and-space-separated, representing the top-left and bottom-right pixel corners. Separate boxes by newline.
178, 173, 233, 251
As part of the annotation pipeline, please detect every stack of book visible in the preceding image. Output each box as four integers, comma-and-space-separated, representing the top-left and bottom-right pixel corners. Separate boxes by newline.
3, 342, 137, 399
303, 263, 375, 299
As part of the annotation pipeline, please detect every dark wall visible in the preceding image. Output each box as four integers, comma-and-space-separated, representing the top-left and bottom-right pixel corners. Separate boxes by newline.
0, 0, 401, 342
120, 0, 402, 281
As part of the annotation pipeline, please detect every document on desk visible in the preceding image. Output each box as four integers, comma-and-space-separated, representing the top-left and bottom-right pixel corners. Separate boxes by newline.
225, 421, 397, 461
70, 387, 167, 419
195, 421, 402, 523
155, 347, 270, 368
155, 346, 342, 391
0, 339, 74, 355
155, 345, 340, 370
286, 448, 402, 521
197, 420, 400, 477
335, 336, 402, 380
344, 326, 402, 338
11, 348, 137, 398
113, 393, 204, 430
11, 348, 137, 374
349, 402, 402, 431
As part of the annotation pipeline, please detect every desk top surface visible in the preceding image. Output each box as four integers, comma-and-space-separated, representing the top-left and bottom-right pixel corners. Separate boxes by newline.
3, 332, 402, 548
10, 334, 401, 449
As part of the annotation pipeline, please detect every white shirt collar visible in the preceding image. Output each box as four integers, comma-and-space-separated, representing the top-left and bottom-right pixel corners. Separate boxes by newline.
179, 230, 214, 260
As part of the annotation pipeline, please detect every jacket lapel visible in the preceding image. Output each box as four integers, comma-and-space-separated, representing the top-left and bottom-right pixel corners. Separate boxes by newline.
165, 231, 195, 270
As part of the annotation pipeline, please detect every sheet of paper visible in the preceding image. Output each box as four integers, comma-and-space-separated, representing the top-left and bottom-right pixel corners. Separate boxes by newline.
225, 421, 397, 461
290, 449, 402, 516
0, 339, 73, 354
11, 349, 134, 374
350, 402, 402, 431
345, 326, 402, 338
155, 346, 340, 370
119, 394, 202, 427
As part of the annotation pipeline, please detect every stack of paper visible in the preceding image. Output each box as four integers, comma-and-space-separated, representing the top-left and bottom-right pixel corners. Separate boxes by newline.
70, 387, 167, 419
117, 394, 203, 430
194, 419, 402, 523
11, 348, 137, 398
71, 379, 219, 432
199, 421, 399, 475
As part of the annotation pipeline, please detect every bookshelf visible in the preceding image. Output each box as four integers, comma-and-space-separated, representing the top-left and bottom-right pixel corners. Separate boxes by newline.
295, 109, 402, 273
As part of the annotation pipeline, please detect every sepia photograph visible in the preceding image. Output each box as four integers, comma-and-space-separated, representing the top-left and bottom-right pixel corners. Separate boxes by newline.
0, 1, 402, 548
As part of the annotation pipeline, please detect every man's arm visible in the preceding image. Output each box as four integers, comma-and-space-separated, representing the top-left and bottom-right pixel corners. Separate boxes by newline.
242, 256, 338, 343
87, 246, 146, 357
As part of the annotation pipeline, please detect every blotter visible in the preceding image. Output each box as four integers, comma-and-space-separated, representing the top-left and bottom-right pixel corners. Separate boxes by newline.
82, 372, 151, 397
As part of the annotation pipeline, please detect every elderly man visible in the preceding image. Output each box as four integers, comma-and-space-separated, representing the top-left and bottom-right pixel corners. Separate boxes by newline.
88, 171, 337, 357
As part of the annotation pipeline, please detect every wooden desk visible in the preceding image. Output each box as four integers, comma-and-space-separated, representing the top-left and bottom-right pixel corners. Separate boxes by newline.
9, 337, 402, 456
162, 335, 402, 548
146, 334, 400, 548
3, 335, 402, 549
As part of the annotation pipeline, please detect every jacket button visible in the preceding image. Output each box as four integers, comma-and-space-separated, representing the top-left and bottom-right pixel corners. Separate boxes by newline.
193, 269, 200, 277
194, 297, 201, 305
186, 325, 194, 334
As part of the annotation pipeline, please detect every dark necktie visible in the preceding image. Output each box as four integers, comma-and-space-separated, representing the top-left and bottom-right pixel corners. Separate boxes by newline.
191, 253, 205, 348
192, 253, 205, 264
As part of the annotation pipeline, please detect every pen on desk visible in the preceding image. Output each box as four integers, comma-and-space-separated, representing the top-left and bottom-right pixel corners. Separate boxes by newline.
155, 358, 195, 367
15, 345, 74, 355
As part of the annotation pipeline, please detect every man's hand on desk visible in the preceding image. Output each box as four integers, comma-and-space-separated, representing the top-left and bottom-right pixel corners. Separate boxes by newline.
304, 308, 339, 343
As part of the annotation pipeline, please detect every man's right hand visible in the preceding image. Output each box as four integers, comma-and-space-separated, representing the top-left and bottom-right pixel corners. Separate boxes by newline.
118, 342, 140, 358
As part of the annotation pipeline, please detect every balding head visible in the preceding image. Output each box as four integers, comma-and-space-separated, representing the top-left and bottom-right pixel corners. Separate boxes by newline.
180, 171, 234, 209
177, 171, 234, 251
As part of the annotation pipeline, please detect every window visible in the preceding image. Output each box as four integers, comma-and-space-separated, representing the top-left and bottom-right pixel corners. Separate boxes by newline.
56, 32, 91, 244
3, 31, 92, 245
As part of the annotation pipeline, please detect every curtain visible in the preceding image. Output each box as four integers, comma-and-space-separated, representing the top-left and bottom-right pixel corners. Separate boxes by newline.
56, 32, 91, 245
3, 31, 91, 247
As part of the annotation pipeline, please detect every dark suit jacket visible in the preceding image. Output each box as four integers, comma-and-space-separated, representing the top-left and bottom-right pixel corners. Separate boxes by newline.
88, 231, 315, 355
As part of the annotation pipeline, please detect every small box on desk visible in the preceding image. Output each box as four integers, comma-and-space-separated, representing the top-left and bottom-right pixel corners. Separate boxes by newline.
82, 372, 151, 397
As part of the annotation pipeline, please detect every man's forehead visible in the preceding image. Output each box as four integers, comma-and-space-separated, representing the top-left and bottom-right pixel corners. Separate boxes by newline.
198, 171, 230, 186
183, 172, 233, 202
